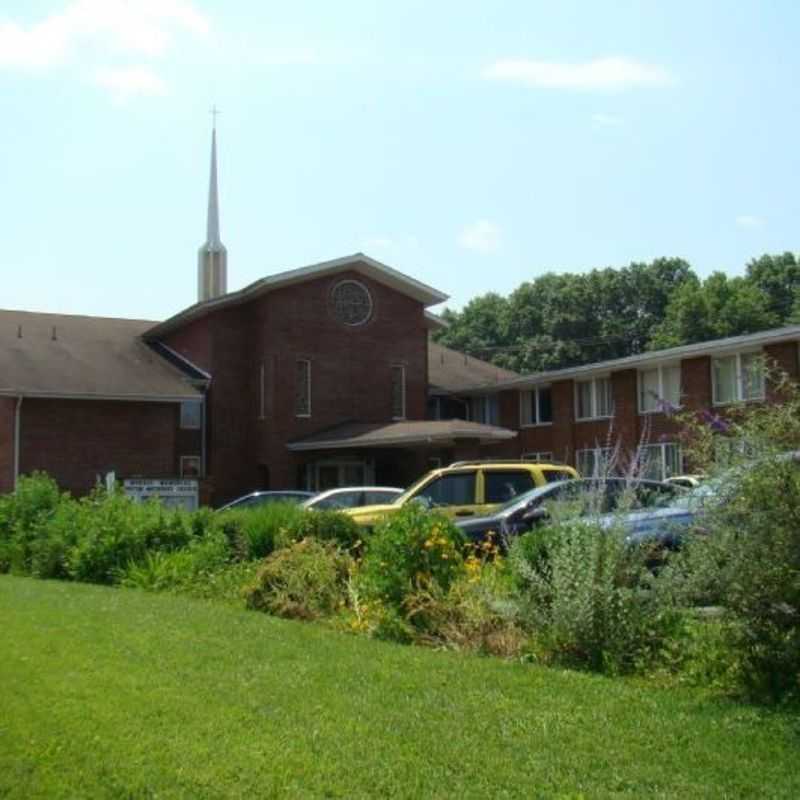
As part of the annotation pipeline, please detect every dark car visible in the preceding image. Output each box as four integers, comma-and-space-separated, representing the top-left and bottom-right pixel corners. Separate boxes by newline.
216, 490, 315, 512
455, 478, 685, 545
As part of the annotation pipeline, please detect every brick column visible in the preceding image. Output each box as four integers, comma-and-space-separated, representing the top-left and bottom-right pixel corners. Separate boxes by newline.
0, 397, 17, 494
551, 379, 575, 465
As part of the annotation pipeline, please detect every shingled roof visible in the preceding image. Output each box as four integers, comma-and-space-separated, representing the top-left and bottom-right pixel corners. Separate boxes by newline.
0, 310, 202, 401
428, 341, 519, 395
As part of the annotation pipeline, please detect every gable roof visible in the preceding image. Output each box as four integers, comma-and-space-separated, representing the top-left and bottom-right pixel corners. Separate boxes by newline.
428, 341, 519, 395
144, 253, 449, 340
0, 310, 202, 401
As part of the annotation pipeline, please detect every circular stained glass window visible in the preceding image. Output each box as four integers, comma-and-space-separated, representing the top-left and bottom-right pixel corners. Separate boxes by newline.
331, 280, 373, 326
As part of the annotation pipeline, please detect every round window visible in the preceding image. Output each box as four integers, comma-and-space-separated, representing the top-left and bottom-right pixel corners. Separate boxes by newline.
331, 280, 373, 326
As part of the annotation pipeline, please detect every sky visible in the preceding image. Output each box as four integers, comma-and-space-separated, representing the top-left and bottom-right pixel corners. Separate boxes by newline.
2, 0, 799, 321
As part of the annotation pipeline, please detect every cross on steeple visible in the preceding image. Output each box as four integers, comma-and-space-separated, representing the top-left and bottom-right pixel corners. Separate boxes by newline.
210, 104, 221, 128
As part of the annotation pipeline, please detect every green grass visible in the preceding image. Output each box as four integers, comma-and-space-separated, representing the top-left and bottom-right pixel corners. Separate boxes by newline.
1, 576, 798, 799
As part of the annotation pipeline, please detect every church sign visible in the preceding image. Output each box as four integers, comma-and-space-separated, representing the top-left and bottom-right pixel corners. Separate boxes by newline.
123, 478, 199, 511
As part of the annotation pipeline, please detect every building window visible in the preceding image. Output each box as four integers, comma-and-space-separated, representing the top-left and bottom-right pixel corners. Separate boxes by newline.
295, 359, 311, 417
180, 400, 202, 429
180, 455, 201, 478
576, 447, 615, 477
520, 386, 553, 426
468, 395, 498, 425
636, 443, 682, 481
521, 451, 554, 463
639, 365, 681, 413
391, 365, 406, 419
712, 352, 765, 405
575, 377, 614, 420
331, 280, 373, 326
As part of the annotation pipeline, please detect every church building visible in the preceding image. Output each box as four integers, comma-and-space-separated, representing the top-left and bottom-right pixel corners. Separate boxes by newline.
0, 127, 516, 505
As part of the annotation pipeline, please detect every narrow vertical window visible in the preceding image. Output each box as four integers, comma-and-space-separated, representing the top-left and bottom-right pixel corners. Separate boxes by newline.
391, 365, 406, 419
258, 362, 265, 420
295, 359, 311, 417
180, 400, 202, 429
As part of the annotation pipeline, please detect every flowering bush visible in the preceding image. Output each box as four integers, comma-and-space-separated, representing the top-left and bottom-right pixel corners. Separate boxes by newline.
357, 505, 466, 609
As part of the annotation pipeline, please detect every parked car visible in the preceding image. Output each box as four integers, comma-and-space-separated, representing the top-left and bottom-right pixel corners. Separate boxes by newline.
455, 478, 685, 545
302, 486, 403, 511
344, 460, 579, 527
216, 490, 315, 512
602, 451, 800, 549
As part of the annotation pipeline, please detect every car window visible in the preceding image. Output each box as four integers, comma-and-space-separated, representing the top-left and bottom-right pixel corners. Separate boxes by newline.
313, 491, 363, 510
367, 490, 401, 504
415, 472, 476, 506
484, 470, 536, 503
543, 469, 574, 483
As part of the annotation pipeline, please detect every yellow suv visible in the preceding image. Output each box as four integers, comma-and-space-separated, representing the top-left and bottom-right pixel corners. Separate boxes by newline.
344, 460, 579, 527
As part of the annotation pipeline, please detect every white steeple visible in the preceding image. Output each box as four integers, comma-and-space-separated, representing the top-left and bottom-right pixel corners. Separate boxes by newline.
198, 114, 227, 303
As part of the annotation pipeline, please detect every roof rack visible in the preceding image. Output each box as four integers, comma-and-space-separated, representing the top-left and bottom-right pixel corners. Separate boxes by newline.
447, 458, 573, 468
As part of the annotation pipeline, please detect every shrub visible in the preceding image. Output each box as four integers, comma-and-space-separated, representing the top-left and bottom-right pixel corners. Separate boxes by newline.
357, 505, 466, 609
218, 503, 305, 559
281, 509, 362, 551
243, 538, 352, 620
0, 473, 70, 575
509, 520, 680, 673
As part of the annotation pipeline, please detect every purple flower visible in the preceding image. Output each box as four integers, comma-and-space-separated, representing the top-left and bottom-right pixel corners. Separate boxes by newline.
700, 408, 730, 433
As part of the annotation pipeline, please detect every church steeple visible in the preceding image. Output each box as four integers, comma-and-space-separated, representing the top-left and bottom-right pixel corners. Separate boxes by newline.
198, 113, 227, 303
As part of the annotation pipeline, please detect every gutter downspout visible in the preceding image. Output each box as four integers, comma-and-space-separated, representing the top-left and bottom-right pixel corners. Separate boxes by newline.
13, 396, 23, 488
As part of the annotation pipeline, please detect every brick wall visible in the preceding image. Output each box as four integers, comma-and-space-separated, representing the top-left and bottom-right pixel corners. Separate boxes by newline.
0, 397, 16, 494
19, 399, 179, 496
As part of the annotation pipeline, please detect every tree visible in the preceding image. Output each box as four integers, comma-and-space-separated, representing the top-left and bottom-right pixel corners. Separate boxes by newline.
745, 252, 800, 321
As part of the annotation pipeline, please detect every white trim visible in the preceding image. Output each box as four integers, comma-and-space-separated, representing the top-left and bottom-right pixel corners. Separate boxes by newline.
391, 364, 406, 420
521, 451, 553, 463
180, 455, 202, 478
287, 428, 516, 452
145, 253, 449, 339
460, 326, 800, 393
295, 359, 312, 418
636, 442, 683, 481
575, 376, 614, 421
13, 396, 22, 488
0, 390, 200, 403
711, 350, 766, 406
155, 342, 212, 380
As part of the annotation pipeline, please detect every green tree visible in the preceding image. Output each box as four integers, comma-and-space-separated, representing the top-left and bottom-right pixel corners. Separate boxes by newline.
745, 252, 800, 321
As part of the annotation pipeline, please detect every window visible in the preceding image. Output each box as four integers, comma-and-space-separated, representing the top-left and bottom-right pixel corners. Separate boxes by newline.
576, 447, 614, 477
180, 400, 202, 429
391, 365, 406, 419
415, 472, 476, 506
331, 280, 373, 326
639, 365, 681, 413
521, 451, 553, 463
520, 386, 553, 426
469, 395, 499, 425
636, 443, 682, 481
295, 359, 311, 417
712, 352, 765, 405
575, 377, 614, 420
180, 455, 201, 478
258, 362, 265, 420
484, 470, 536, 503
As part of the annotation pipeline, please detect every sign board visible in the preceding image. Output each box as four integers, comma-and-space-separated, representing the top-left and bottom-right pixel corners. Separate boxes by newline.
123, 478, 199, 511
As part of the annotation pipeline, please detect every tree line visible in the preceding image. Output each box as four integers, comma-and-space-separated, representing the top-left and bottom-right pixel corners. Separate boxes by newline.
433, 252, 800, 373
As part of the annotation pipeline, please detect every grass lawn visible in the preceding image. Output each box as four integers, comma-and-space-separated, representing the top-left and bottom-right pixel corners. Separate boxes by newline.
1, 576, 798, 799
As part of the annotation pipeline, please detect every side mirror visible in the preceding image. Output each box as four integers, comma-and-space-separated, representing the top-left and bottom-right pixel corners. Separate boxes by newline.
521, 506, 549, 525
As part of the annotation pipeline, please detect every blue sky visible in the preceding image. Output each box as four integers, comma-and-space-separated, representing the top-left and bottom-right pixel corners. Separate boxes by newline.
2, 1, 799, 321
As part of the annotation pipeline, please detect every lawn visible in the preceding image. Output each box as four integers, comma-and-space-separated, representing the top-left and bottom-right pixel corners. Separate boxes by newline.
1, 576, 798, 799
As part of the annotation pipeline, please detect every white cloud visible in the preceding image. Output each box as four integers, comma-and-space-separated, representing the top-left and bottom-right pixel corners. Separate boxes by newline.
736, 215, 765, 230
93, 66, 168, 100
0, 1, 208, 69
458, 220, 501, 254
483, 57, 673, 90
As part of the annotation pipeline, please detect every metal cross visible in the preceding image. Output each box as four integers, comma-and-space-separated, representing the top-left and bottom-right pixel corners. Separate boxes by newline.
210, 105, 221, 126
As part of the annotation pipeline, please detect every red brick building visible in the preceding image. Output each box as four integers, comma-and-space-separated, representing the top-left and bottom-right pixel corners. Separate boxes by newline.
450, 326, 800, 479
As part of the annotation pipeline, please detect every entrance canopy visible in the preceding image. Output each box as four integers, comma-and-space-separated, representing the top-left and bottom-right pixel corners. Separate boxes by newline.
287, 419, 516, 452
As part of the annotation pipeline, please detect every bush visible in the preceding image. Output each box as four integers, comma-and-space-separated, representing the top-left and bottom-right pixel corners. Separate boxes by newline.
218, 503, 305, 559
509, 520, 680, 673
281, 509, 362, 551
357, 505, 466, 609
0, 473, 71, 575
243, 538, 352, 620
